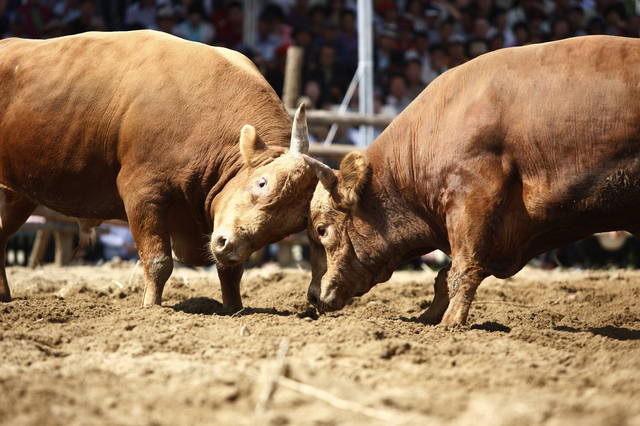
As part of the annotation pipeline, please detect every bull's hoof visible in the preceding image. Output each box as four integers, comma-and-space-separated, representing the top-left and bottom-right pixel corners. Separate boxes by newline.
223, 301, 244, 314
418, 309, 444, 325
0, 292, 12, 303
439, 311, 467, 326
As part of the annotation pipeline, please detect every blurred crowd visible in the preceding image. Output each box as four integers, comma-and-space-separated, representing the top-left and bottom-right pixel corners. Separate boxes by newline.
2, 0, 639, 139
2, 0, 640, 267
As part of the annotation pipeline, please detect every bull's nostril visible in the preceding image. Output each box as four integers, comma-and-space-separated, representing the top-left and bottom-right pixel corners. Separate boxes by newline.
216, 237, 228, 250
308, 292, 319, 308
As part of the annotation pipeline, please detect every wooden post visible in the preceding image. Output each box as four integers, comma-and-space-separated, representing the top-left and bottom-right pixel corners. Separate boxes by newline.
28, 230, 51, 268
282, 46, 304, 109
53, 231, 74, 266
277, 45, 305, 267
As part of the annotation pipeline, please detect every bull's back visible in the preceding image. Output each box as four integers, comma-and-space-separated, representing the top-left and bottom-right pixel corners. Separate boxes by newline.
383, 36, 640, 216
0, 31, 287, 218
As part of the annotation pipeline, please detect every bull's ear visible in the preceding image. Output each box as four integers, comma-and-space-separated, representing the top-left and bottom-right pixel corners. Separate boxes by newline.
338, 151, 370, 206
239, 125, 267, 167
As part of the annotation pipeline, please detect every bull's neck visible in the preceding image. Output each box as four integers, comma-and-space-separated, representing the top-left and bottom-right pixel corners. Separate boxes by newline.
364, 125, 449, 263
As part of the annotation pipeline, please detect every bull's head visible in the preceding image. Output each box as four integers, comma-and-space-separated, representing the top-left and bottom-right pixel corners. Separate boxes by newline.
210, 104, 317, 266
302, 152, 396, 312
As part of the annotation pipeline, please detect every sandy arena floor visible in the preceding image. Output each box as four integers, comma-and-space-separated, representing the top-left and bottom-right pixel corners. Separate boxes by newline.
1, 261, 639, 425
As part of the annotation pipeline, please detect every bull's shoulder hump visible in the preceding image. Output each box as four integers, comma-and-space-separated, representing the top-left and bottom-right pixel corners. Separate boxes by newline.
207, 45, 261, 76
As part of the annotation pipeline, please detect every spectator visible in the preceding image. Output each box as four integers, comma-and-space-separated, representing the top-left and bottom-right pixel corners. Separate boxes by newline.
211, 0, 235, 30
306, 43, 350, 105
16, 0, 52, 38
446, 35, 468, 67
529, 8, 548, 41
307, 4, 326, 39
437, 18, 454, 52
488, 33, 505, 50
512, 21, 530, 45
375, 24, 399, 85
302, 79, 322, 110
336, 8, 357, 71
405, 31, 430, 82
309, 18, 347, 70
404, 58, 426, 100
173, 1, 215, 44
156, 5, 176, 34
423, 6, 442, 45
325, 0, 344, 25
422, 44, 448, 85
396, 18, 414, 51
214, 1, 243, 48
263, 4, 294, 48
376, 0, 398, 35
492, 7, 516, 47
43, 17, 67, 37
52, 0, 81, 24
285, 0, 311, 30
2, 11, 28, 39
626, 14, 640, 37
125, 0, 157, 30
467, 38, 489, 58
472, 16, 497, 43
603, 4, 623, 36
404, 0, 427, 33
68, 0, 97, 34
586, 16, 604, 35
566, 5, 587, 37
549, 17, 570, 41
254, 8, 280, 62
380, 74, 411, 116
293, 25, 314, 76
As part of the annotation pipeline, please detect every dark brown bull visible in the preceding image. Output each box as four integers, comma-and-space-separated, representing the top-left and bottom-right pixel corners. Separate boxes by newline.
303, 35, 640, 325
0, 30, 318, 310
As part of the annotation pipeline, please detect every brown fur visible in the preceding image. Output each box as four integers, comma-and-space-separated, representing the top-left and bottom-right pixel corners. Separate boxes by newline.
0, 31, 318, 309
306, 35, 640, 325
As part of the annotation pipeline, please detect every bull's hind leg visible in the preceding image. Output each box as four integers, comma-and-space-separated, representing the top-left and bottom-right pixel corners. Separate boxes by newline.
124, 199, 173, 307
0, 190, 38, 302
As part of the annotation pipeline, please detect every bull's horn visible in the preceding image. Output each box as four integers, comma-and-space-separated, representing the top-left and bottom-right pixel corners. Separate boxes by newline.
302, 154, 336, 190
290, 103, 309, 157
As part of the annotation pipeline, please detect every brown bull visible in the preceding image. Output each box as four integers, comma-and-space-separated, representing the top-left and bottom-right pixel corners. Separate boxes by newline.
304, 35, 640, 325
0, 30, 318, 310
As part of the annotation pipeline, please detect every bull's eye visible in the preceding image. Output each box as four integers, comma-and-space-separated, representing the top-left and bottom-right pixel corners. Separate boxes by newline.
317, 226, 326, 238
257, 177, 267, 188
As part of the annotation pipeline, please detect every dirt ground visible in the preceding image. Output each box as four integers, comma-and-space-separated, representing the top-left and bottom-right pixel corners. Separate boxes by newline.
1, 259, 639, 426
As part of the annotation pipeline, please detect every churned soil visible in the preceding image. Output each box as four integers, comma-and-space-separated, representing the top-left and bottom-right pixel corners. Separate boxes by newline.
1, 261, 639, 426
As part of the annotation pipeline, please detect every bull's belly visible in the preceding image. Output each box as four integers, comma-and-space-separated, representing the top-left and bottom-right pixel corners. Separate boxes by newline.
0, 179, 127, 221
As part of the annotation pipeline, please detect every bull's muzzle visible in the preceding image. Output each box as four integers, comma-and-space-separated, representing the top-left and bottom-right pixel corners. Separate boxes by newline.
211, 232, 242, 265
307, 285, 322, 311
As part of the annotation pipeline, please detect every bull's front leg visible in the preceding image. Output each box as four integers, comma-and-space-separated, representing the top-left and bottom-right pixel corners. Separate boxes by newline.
418, 264, 451, 324
439, 261, 485, 325
217, 264, 244, 313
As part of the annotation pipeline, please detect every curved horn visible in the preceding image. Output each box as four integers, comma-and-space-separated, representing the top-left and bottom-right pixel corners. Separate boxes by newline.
290, 103, 309, 157
302, 154, 337, 191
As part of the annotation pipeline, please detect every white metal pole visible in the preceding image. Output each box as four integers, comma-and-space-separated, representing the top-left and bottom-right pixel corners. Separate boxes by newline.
357, 0, 374, 146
